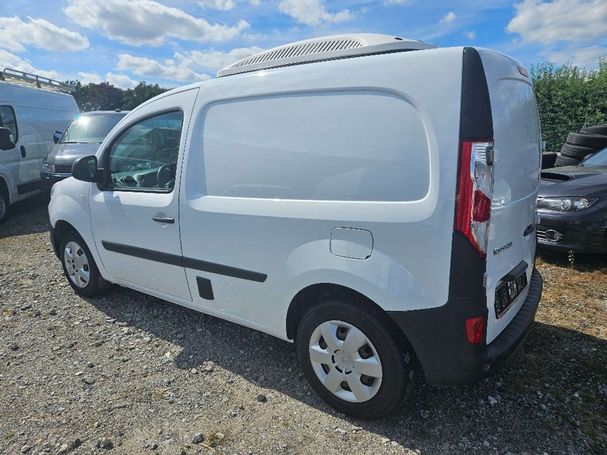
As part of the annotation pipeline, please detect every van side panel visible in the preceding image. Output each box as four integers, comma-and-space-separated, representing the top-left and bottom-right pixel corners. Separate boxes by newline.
180, 47, 464, 340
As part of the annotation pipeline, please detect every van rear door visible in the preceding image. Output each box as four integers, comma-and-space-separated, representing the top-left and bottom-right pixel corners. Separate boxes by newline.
479, 49, 542, 343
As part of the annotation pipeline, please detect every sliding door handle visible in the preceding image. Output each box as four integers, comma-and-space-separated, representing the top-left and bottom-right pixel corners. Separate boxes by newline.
152, 216, 175, 224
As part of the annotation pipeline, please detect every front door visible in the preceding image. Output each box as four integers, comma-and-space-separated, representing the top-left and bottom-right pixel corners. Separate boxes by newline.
0, 104, 36, 196
90, 106, 192, 301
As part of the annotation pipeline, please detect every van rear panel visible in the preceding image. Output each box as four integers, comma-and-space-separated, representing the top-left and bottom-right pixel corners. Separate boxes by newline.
479, 49, 541, 343
382, 47, 543, 386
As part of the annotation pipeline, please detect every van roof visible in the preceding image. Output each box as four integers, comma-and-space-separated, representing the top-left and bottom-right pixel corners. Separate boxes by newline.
0, 68, 72, 93
217, 33, 436, 78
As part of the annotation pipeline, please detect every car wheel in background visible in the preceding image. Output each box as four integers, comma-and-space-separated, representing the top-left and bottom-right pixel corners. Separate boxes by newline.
560, 143, 595, 160
554, 153, 580, 167
0, 191, 8, 224
60, 229, 109, 297
580, 123, 607, 136
296, 299, 413, 419
566, 132, 607, 150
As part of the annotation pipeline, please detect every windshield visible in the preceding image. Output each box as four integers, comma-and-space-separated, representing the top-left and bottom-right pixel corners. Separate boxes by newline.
582, 147, 607, 167
60, 113, 125, 144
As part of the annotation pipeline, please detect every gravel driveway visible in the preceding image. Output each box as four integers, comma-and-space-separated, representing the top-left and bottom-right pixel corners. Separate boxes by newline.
1, 197, 606, 455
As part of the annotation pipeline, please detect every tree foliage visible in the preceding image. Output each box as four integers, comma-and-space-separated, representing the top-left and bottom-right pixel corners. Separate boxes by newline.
532, 59, 607, 151
68, 81, 168, 113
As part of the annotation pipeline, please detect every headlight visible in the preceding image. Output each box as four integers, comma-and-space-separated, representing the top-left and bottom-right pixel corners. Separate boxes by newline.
41, 162, 55, 173
537, 197, 598, 211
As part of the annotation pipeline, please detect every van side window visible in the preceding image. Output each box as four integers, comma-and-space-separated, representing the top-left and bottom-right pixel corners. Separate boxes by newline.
106, 110, 183, 192
0, 106, 18, 143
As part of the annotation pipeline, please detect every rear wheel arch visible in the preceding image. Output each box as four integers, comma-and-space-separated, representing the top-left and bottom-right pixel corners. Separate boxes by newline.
286, 283, 413, 354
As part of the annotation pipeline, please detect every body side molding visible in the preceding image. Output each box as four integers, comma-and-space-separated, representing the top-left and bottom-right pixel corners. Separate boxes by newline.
101, 241, 267, 283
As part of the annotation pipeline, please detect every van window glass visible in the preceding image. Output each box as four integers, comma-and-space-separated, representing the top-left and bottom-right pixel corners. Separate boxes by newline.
61, 113, 125, 144
0, 106, 18, 143
106, 111, 183, 192
202, 92, 430, 202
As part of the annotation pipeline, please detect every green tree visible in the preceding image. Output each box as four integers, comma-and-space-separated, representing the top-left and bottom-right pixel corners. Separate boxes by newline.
532, 59, 607, 151
67, 80, 169, 112
122, 82, 168, 110
70, 81, 124, 112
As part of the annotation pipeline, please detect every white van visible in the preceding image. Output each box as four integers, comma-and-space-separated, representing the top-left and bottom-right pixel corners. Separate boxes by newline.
0, 69, 79, 222
48, 35, 543, 419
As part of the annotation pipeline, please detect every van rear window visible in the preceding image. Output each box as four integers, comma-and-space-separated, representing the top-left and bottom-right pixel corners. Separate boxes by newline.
202, 91, 430, 202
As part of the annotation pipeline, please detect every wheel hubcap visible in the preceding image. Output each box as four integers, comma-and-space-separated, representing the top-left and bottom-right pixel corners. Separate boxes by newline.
63, 241, 90, 288
309, 320, 383, 403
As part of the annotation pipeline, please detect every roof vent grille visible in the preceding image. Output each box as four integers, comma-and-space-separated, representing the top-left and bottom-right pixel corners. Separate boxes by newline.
218, 33, 436, 77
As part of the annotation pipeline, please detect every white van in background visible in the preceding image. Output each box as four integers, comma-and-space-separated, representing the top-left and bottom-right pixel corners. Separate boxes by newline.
0, 69, 79, 222
49, 35, 544, 419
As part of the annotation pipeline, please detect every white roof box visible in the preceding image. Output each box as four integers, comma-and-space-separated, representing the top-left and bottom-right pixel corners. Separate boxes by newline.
217, 33, 436, 77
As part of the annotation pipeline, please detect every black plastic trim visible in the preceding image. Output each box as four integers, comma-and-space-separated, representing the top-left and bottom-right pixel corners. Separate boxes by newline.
459, 47, 493, 141
17, 179, 41, 194
196, 276, 215, 300
389, 269, 542, 385
101, 241, 267, 283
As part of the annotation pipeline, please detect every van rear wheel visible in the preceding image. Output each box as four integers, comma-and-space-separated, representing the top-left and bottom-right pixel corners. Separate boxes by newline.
296, 300, 413, 419
59, 230, 109, 297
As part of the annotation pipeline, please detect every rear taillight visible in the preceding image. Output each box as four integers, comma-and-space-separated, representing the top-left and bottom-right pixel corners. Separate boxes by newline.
455, 141, 494, 259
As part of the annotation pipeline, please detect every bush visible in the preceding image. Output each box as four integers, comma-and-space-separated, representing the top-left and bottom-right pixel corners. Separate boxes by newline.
532, 59, 607, 152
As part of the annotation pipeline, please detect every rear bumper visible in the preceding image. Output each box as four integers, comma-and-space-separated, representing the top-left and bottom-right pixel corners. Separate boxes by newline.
389, 268, 543, 385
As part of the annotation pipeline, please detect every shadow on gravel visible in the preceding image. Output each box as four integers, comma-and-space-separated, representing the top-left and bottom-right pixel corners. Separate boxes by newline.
0, 196, 49, 239
85, 288, 607, 454
538, 248, 607, 273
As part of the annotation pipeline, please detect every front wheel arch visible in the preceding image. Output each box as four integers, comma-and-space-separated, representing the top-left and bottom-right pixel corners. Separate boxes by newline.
52, 220, 78, 257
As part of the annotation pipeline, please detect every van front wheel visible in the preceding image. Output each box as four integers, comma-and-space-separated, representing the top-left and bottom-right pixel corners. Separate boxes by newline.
296, 300, 413, 419
0, 191, 9, 224
60, 230, 109, 297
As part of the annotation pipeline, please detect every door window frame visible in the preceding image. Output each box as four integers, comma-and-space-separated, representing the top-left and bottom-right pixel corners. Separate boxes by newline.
98, 108, 184, 194
0, 105, 19, 146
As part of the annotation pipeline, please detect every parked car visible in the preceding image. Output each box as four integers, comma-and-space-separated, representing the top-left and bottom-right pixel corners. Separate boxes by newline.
537, 146, 607, 253
48, 34, 543, 419
41, 110, 128, 194
0, 68, 79, 223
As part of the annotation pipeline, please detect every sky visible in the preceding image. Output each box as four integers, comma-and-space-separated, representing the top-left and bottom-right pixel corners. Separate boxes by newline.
1, 0, 606, 89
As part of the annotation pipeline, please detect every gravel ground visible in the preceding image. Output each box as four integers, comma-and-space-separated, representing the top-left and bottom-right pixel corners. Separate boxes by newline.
1, 197, 606, 455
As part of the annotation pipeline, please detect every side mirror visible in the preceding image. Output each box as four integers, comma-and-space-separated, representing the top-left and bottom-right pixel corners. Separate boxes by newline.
72, 155, 99, 182
0, 127, 15, 150
53, 130, 63, 144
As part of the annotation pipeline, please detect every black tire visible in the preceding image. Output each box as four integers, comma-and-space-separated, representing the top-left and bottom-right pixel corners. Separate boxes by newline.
541, 152, 557, 169
296, 299, 413, 419
0, 190, 9, 224
566, 132, 607, 150
554, 153, 580, 167
580, 123, 607, 136
560, 142, 595, 160
59, 229, 109, 297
